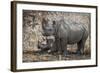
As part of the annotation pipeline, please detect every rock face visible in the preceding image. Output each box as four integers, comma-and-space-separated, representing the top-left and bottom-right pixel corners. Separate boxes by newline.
23, 10, 91, 62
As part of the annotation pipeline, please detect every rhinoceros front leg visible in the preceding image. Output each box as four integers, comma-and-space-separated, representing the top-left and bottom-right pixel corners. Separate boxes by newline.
60, 39, 69, 56
48, 38, 59, 54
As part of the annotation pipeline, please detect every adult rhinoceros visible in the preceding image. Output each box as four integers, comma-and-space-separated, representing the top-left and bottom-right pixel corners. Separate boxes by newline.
41, 18, 88, 56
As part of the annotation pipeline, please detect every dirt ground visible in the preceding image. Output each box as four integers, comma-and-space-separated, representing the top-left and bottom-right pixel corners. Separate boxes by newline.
23, 51, 91, 62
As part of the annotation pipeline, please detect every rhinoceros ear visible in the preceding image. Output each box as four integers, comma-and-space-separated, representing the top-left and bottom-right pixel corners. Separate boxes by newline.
53, 20, 56, 25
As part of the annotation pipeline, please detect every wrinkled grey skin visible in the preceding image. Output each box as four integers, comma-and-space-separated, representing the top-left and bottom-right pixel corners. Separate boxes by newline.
41, 18, 88, 56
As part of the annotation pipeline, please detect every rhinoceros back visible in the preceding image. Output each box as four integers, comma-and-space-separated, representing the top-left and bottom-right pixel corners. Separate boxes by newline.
56, 21, 86, 44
